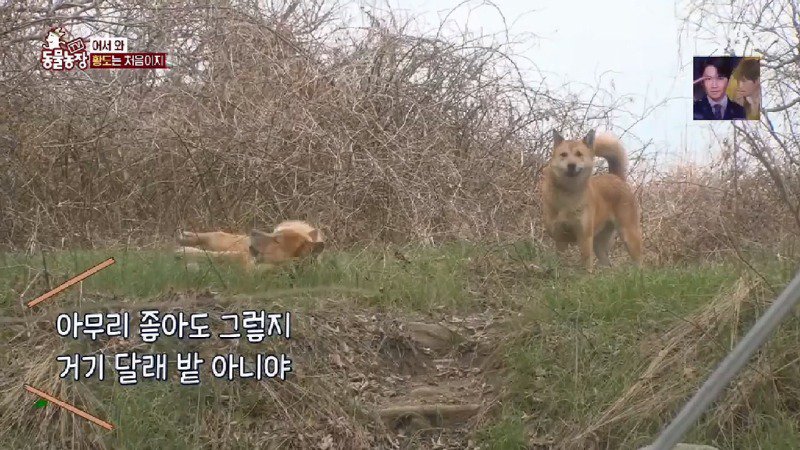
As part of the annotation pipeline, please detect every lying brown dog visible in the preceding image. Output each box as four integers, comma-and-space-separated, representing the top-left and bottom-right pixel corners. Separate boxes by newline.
176, 220, 325, 270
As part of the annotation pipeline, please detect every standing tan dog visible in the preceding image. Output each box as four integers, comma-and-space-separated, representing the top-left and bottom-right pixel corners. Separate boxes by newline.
539, 129, 643, 273
176, 220, 325, 270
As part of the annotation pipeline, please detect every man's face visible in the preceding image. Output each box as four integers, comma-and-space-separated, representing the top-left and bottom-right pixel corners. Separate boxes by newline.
737, 77, 758, 98
702, 65, 728, 101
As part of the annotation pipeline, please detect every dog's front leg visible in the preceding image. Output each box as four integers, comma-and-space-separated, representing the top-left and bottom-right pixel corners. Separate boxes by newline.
578, 225, 594, 274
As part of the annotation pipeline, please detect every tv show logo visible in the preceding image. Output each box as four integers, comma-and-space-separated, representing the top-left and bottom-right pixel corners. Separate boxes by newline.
693, 56, 761, 121
40, 25, 168, 72
41, 26, 88, 71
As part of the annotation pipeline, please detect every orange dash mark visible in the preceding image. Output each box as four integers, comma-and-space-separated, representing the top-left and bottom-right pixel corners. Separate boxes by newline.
24, 384, 115, 431
26, 258, 115, 308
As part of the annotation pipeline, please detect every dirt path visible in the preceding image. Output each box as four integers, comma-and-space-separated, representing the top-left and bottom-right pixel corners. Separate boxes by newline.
371, 314, 500, 448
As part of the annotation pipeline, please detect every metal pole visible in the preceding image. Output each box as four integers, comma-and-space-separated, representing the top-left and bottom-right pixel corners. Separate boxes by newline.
648, 269, 800, 450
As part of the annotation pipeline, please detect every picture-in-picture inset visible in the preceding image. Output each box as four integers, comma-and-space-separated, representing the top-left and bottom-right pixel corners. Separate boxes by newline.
693, 56, 761, 121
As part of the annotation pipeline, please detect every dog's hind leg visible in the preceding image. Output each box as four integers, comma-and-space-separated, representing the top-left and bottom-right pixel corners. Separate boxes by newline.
614, 199, 644, 267
619, 224, 643, 266
593, 222, 615, 268
178, 231, 213, 249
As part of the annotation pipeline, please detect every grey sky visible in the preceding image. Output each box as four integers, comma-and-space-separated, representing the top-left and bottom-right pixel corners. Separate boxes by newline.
363, 0, 740, 166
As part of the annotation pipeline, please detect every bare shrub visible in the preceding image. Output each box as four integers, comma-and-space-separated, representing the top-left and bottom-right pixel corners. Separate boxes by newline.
0, 1, 595, 250
0, 0, 796, 264
640, 155, 795, 264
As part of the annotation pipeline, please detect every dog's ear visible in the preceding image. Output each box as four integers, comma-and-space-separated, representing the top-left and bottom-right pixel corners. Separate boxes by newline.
552, 129, 565, 147
310, 241, 325, 257
308, 228, 321, 242
582, 129, 596, 149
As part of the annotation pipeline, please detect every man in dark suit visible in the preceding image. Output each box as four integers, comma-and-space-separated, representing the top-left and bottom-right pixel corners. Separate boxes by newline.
693, 57, 747, 120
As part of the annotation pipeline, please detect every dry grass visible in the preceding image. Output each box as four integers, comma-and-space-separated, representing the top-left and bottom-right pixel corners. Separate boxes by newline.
563, 273, 800, 449
575, 277, 764, 444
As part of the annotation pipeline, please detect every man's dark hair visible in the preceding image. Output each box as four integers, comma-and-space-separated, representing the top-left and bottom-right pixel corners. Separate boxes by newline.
734, 58, 760, 81
701, 57, 733, 79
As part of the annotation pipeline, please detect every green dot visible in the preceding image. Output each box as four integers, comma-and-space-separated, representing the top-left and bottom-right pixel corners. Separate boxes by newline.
33, 399, 48, 409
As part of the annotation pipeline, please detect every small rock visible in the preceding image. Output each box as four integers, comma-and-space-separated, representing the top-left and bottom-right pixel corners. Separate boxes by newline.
406, 322, 464, 352
378, 403, 480, 429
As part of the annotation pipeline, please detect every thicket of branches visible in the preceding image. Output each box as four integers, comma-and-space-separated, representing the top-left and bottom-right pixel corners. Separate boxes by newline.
1, 0, 797, 263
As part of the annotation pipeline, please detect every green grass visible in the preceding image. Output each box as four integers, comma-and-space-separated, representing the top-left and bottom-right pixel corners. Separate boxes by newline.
0, 242, 475, 315
1, 241, 798, 449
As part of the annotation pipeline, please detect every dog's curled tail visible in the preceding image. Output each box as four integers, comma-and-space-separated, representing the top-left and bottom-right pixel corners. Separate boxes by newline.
593, 133, 628, 181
